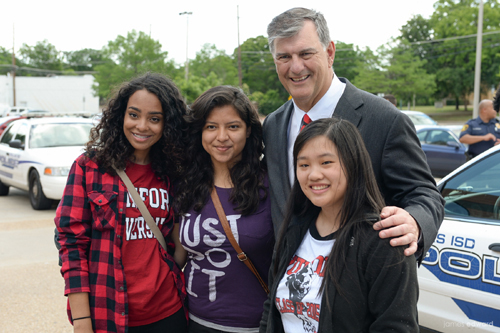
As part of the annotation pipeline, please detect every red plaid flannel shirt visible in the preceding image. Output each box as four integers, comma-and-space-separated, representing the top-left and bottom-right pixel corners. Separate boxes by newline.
55, 154, 186, 333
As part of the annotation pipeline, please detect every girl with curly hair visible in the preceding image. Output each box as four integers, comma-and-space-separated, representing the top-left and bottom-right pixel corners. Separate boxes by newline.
55, 72, 188, 333
174, 86, 274, 333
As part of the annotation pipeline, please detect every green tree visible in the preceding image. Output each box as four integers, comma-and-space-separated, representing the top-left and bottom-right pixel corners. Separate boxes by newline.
189, 44, 238, 86
0, 46, 15, 75
93, 30, 177, 100
236, 36, 287, 101
248, 89, 285, 115
64, 48, 106, 72
351, 47, 388, 94
385, 42, 436, 108
430, 0, 500, 109
18, 40, 63, 75
333, 42, 365, 81
175, 71, 223, 104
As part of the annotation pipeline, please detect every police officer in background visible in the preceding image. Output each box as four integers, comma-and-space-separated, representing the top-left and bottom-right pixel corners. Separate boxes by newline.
459, 99, 500, 158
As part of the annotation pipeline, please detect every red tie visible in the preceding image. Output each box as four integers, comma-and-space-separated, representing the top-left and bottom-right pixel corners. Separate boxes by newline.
300, 114, 312, 132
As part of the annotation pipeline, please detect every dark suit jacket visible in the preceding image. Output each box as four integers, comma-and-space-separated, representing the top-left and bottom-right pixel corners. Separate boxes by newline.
262, 78, 444, 256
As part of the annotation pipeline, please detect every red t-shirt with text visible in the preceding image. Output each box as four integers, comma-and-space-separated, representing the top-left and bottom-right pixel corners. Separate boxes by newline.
121, 162, 181, 326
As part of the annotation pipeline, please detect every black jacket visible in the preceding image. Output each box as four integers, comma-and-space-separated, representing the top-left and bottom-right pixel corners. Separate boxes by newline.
260, 212, 419, 332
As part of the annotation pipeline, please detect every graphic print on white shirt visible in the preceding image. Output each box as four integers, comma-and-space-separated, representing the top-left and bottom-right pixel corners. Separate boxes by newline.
275, 230, 335, 333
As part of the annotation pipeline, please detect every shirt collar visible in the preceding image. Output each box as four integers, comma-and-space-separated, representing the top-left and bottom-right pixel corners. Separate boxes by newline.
291, 73, 345, 122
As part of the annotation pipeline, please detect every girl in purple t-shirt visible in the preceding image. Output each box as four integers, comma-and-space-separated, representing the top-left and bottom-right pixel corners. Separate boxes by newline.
174, 86, 274, 333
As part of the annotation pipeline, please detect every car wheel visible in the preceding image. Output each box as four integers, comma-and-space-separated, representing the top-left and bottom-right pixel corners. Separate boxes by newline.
29, 170, 53, 210
0, 179, 9, 196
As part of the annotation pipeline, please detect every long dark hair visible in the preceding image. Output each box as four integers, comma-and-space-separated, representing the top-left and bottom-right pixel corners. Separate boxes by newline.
86, 72, 188, 183
174, 86, 267, 216
275, 117, 385, 299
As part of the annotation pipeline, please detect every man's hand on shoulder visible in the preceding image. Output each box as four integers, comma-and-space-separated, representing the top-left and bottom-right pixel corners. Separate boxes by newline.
373, 206, 420, 256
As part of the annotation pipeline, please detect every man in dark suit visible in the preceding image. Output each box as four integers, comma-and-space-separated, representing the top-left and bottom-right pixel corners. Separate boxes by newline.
263, 7, 444, 258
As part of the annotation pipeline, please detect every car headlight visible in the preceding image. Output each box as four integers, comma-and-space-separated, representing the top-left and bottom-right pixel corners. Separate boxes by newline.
44, 167, 70, 177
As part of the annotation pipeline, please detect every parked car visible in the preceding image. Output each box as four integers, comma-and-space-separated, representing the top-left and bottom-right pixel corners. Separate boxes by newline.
2, 107, 48, 117
0, 116, 93, 209
0, 116, 25, 136
416, 126, 468, 178
418, 144, 500, 332
402, 110, 438, 127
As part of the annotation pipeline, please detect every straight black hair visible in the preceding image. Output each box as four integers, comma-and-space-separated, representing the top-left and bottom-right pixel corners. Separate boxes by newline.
274, 117, 385, 302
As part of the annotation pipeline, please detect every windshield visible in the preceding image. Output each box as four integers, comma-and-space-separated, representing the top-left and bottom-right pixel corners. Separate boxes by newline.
406, 113, 437, 125
29, 123, 93, 148
440, 150, 500, 221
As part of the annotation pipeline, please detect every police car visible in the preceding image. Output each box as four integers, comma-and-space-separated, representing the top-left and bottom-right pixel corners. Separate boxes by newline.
419, 144, 500, 332
0, 116, 93, 210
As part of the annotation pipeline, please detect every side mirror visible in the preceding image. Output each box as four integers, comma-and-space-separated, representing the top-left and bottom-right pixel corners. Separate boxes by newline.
9, 139, 23, 149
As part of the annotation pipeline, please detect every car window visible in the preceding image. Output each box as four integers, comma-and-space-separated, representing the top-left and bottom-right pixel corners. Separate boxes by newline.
426, 130, 455, 146
440, 150, 500, 221
14, 123, 29, 146
0, 121, 22, 144
417, 130, 428, 142
29, 123, 92, 148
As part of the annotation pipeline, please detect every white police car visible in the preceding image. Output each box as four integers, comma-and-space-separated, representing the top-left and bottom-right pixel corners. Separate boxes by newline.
0, 116, 93, 210
419, 144, 500, 332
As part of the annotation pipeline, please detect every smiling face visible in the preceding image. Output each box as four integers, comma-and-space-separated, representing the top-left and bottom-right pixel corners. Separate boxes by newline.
273, 20, 335, 111
202, 105, 250, 173
296, 135, 347, 217
123, 89, 164, 164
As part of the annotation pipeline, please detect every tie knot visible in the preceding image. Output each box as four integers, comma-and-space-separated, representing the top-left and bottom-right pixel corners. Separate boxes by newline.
300, 114, 312, 132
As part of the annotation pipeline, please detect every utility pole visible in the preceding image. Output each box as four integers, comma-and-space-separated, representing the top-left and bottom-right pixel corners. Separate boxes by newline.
179, 11, 193, 82
237, 5, 242, 88
473, 0, 483, 119
12, 23, 16, 107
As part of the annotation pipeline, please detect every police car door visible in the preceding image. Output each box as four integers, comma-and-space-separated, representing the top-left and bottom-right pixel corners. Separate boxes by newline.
419, 149, 500, 332
0, 121, 23, 188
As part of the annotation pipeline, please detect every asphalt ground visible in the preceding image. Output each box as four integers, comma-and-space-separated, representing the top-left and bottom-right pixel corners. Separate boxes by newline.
0, 188, 71, 333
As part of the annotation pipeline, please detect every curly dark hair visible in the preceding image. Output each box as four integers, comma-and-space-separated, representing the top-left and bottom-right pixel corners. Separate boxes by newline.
174, 86, 267, 216
494, 85, 500, 113
85, 72, 188, 183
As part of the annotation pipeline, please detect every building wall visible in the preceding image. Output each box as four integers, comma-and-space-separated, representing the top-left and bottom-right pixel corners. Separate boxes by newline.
0, 74, 99, 113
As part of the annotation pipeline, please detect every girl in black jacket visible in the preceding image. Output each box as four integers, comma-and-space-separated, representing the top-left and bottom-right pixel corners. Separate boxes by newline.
260, 117, 419, 332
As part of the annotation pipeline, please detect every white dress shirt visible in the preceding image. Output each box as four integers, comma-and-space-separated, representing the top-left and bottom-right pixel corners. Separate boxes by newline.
287, 74, 346, 186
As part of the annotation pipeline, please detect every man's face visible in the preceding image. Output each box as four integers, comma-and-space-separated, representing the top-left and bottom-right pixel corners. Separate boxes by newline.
273, 20, 335, 112
483, 101, 497, 121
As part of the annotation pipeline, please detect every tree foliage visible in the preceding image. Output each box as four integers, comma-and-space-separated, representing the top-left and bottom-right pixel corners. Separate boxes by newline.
18, 40, 63, 75
236, 36, 287, 102
385, 42, 436, 107
188, 43, 238, 86
64, 48, 106, 72
428, 0, 500, 109
0, 46, 15, 75
93, 30, 177, 100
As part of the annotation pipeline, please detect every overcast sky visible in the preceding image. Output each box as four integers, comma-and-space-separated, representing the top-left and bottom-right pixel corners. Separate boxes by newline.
1, 0, 438, 65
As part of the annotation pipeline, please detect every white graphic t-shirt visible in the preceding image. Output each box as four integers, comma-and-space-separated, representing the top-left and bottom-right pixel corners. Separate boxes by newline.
275, 224, 336, 333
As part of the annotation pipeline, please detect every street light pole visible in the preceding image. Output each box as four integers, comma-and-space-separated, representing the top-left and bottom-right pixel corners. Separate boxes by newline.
179, 11, 193, 82
473, 0, 483, 118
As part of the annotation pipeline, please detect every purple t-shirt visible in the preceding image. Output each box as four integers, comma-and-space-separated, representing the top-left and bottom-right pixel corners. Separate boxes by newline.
179, 184, 274, 331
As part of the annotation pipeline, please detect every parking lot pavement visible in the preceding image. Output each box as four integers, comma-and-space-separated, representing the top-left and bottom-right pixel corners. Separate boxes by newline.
0, 188, 71, 332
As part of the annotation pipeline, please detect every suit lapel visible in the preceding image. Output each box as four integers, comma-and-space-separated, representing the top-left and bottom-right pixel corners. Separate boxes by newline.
333, 79, 363, 128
